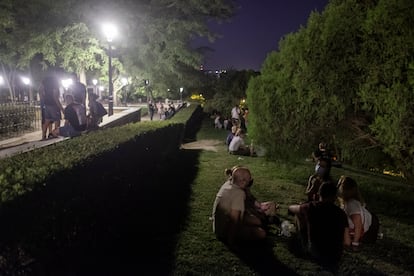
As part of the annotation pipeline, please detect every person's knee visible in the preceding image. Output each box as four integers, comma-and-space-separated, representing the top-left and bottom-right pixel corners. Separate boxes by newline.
52, 128, 59, 137
256, 227, 267, 240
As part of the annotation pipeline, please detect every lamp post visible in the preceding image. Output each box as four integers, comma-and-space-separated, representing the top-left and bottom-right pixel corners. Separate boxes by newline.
121, 77, 128, 106
103, 23, 117, 116
61, 78, 72, 103
92, 79, 98, 95
179, 87, 183, 102
21, 77, 31, 102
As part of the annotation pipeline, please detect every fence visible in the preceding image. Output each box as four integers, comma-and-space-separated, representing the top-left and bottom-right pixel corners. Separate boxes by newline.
0, 101, 41, 141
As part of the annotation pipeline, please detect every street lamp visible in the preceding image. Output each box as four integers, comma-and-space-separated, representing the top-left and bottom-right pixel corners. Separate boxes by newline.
102, 23, 117, 116
21, 76, 31, 102
179, 87, 183, 102
92, 78, 98, 93
121, 77, 128, 106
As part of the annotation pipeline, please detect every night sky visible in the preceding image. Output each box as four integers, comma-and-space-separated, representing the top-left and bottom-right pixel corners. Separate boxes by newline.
194, 0, 329, 71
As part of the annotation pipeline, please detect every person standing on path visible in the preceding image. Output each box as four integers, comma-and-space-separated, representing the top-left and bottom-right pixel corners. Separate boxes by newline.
39, 75, 64, 140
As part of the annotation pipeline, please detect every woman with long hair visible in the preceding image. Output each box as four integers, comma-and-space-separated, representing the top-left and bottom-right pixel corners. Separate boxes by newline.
337, 176, 379, 249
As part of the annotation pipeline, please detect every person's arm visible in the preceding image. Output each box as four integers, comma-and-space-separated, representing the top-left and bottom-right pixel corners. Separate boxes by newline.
288, 204, 301, 215
350, 213, 363, 244
227, 209, 242, 246
343, 227, 351, 247
53, 88, 64, 112
38, 84, 45, 101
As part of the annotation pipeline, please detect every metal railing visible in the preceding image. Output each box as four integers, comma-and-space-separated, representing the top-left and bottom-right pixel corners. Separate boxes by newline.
0, 101, 41, 141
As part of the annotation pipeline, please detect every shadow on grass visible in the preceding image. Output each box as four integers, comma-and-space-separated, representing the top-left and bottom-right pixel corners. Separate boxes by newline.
230, 240, 298, 276
356, 237, 414, 274
0, 148, 200, 275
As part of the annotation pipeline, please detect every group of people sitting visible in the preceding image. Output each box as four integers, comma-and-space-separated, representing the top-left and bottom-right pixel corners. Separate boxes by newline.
213, 105, 248, 132
211, 157, 380, 271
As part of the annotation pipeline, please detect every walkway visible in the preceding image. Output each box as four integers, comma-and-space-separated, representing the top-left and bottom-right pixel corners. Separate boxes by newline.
0, 106, 149, 159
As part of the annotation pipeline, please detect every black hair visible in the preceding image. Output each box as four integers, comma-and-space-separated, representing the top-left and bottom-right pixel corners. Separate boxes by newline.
319, 182, 337, 201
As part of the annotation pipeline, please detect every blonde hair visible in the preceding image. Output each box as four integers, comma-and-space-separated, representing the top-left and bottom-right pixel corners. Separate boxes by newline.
224, 165, 250, 184
224, 165, 241, 178
337, 175, 364, 204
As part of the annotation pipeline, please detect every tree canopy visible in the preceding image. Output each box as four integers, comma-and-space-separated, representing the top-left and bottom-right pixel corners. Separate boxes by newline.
247, 0, 414, 181
0, 0, 236, 98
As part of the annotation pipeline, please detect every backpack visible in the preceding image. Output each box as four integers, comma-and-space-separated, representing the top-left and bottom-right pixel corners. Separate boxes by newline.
361, 210, 380, 243
95, 101, 107, 117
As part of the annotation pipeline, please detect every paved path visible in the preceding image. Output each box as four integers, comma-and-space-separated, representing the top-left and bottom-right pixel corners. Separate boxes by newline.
0, 106, 151, 160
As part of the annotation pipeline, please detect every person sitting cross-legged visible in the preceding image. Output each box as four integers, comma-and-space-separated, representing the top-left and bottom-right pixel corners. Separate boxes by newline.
224, 166, 280, 227
52, 93, 87, 138
212, 166, 266, 247
288, 183, 350, 272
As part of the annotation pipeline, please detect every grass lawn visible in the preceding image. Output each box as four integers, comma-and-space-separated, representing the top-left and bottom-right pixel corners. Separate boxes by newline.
173, 117, 414, 275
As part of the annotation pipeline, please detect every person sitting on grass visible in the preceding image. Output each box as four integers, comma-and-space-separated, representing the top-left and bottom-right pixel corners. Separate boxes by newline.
228, 129, 254, 156
305, 157, 334, 202
225, 167, 280, 226
337, 176, 380, 248
226, 125, 238, 146
288, 183, 350, 272
52, 93, 87, 138
212, 166, 266, 247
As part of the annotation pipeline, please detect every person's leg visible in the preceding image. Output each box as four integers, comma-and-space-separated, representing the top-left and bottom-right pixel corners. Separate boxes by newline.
42, 120, 51, 140
51, 127, 60, 138
294, 213, 310, 253
244, 213, 263, 226
237, 224, 266, 241
235, 148, 251, 156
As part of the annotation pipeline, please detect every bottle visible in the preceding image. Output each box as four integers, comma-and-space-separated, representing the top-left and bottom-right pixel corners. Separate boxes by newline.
280, 220, 291, 237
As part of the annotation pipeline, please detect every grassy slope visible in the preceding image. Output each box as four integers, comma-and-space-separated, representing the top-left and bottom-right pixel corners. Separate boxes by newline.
173, 118, 414, 275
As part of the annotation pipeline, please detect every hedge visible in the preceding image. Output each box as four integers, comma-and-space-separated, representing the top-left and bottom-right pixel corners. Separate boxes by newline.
0, 103, 202, 204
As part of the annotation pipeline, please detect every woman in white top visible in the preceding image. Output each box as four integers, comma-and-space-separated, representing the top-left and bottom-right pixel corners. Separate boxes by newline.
337, 176, 372, 249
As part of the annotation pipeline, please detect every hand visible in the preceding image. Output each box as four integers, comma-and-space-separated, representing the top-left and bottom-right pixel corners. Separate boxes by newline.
346, 241, 360, 252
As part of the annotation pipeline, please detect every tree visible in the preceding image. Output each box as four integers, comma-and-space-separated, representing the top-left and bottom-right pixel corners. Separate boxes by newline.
0, 0, 237, 98
358, 0, 414, 178
247, 0, 414, 180
203, 70, 259, 117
